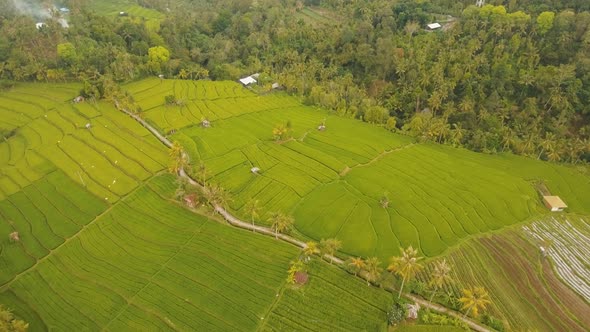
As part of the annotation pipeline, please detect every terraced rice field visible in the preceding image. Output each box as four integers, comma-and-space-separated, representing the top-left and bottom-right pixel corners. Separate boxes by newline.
125, 78, 590, 261
0, 174, 303, 331
418, 218, 590, 332
262, 260, 391, 332
523, 216, 590, 302
0, 82, 397, 331
0, 171, 393, 331
0, 82, 169, 298
0, 83, 168, 202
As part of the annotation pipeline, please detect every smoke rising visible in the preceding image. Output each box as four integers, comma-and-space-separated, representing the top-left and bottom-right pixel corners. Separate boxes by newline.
9, 0, 52, 19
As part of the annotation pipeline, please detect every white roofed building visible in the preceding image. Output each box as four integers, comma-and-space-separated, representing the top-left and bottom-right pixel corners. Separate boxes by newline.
427, 23, 442, 30
239, 76, 257, 86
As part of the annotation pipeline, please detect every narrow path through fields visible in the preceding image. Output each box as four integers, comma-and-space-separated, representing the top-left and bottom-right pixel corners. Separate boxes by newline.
118, 107, 492, 332
339, 143, 415, 177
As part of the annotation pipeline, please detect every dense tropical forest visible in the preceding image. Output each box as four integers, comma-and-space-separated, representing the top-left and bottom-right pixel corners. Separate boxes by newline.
1, 0, 589, 162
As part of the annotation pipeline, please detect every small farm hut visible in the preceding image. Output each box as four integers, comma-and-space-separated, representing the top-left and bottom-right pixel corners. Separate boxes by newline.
85, 123, 91, 129
427, 23, 442, 30
318, 124, 326, 131
9, 231, 19, 242
59, 7, 70, 13
35, 22, 46, 29
294, 271, 308, 285
201, 119, 211, 128
407, 303, 420, 319
239, 76, 257, 86
251, 167, 260, 174
271, 82, 280, 89
73, 96, 84, 103
119, 11, 128, 16
542, 196, 567, 212
183, 193, 198, 208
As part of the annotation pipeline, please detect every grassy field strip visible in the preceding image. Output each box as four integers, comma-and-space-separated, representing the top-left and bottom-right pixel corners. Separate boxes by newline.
0, 175, 301, 331
523, 216, 590, 301
0, 170, 108, 286
0, 83, 168, 201
261, 260, 390, 332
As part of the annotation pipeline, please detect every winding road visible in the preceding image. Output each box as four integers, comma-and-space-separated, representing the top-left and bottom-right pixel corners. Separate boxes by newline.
118, 106, 491, 332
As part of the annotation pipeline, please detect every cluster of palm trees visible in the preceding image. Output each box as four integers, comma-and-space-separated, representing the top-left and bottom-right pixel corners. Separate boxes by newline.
345, 245, 492, 320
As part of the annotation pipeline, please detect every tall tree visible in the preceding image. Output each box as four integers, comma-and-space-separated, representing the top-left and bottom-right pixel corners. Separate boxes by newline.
459, 286, 492, 318
428, 259, 453, 305
168, 142, 189, 174
319, 238, 342, 264
244, 199, 260, 230
0, 305, 28, 332
203, 183, 231, 208
268, 212, 294, 239
388, 245, 424, 299
303, 241, 318, 258
364, 257, 383, 286
348, 257, 365, 276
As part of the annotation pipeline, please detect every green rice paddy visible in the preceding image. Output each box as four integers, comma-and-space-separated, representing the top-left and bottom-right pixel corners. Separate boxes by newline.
0, 83, 168, 203
125, 78, 590, 260
1, 79, 589, 331
0, 172, 395, 331
86, 0, 164, 20
0, 82, 397, 330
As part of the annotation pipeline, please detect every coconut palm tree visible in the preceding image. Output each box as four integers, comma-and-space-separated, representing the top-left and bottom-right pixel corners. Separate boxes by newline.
459, 286, 491, 318
364, 257, 383, 286
244, 199, 260, 230
388, 245, 424, 299
303, 241, 318, 259
168, 141, 189, 174
203, 183, 231, 208
428, 259, 453, 305
268, 212, 294, 239
195, 162, 208, 187
319, 238, 342, 264
348, 257, 365, 276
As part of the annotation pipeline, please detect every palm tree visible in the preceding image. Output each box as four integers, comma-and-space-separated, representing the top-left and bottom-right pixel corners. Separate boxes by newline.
547, 148, 561, 162
244, 199, 260, 231
268, 212, 294, 239
303, 241, 318, 259
388, 245, 424, 299
459, 286, 491, 318
348, 257, 365, 276
203, 183, 231, 208
168, 141, 188, 174
404, 21, 420, 41
195, 163, 208, 187
539, 132, 556, 159
428, 259, 453, 305
364, 257, 383, 286
319, 238, 342, 264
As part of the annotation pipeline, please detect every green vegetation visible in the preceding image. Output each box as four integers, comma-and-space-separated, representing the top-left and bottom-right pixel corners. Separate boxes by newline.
261, 259, 392, 332
0, 83, 168, 202
0, 174, 300, 331
416, 216, 590, 331
126, 79, 590, 263
1, 0, 590, 330
2, 0, 590, 163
